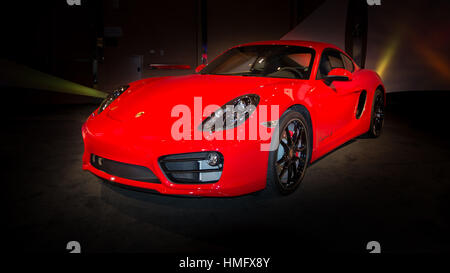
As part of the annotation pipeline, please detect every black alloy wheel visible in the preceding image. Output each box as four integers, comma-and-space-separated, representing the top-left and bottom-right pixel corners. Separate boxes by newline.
266, 110, 311, 195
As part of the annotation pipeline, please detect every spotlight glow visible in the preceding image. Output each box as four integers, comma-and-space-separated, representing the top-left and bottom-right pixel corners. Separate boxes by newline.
414, 43, 450, 81
0, 59, 107, 98
375, 36, 400, 78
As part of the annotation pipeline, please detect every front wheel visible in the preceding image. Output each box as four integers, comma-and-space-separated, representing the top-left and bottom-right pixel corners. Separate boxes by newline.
266, 110, 311, 196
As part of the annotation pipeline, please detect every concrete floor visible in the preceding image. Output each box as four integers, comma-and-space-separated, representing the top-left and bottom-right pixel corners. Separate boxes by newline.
2, 92, 450, 253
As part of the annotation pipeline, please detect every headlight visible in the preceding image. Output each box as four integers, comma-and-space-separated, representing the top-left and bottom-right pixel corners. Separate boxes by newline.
200, 94, 260, 132
97, 85, 129, 114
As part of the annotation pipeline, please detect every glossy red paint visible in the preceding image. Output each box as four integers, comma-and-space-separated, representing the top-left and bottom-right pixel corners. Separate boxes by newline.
328, 68, 353, 81
82, 40, 385, 197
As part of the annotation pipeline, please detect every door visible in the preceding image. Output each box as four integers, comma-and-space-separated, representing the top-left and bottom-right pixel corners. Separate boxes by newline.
316, 49, 358, 145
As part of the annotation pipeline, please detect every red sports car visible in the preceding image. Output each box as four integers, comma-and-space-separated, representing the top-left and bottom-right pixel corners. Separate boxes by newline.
82, 40, 385, 197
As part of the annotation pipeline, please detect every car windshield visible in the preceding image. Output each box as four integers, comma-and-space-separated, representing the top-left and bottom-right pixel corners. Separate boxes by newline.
200, 45, 315, 80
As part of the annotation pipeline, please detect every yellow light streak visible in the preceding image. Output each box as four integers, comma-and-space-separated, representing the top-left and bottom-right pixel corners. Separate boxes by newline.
0, 59, 107, 98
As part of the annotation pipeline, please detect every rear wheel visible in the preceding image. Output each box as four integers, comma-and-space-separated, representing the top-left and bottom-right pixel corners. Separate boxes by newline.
266, 110, 311, 196
367, 89, 385, 138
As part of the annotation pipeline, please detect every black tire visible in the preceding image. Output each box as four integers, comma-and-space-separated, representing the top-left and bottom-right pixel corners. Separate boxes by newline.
367, 89, 385, 138
265, 110, 311, 196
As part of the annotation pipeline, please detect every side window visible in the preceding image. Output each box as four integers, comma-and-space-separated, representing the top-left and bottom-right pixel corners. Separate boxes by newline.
317, 49, 345, 79
341, 53, 355, 72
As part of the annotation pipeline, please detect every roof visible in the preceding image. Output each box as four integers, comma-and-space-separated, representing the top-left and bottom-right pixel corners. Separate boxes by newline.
234, 40, 341, 52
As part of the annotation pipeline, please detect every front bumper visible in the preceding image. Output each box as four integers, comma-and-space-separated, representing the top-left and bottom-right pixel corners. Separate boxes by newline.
81, 116, 271, 197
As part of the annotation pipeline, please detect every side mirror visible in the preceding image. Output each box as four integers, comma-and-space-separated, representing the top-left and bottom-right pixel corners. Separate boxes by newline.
195, 64, 206, 73
323, 68, 352, 84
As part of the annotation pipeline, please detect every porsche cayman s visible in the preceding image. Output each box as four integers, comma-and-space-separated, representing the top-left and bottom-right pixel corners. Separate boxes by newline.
82, 40, 385, 197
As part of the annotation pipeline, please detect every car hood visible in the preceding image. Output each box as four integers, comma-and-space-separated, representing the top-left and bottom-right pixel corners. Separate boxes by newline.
105, 74, 286, 123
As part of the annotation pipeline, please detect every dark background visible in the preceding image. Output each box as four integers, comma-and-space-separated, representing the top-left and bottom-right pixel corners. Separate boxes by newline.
2, 0, 322, 95
1, 0, 450, 255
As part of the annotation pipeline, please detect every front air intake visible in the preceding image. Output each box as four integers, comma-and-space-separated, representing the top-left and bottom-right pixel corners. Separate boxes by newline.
91, 154, 160, 183
159, 152, 224, 184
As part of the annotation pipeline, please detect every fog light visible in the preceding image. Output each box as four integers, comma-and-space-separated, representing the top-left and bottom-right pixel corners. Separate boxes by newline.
207, 152, 220, 166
